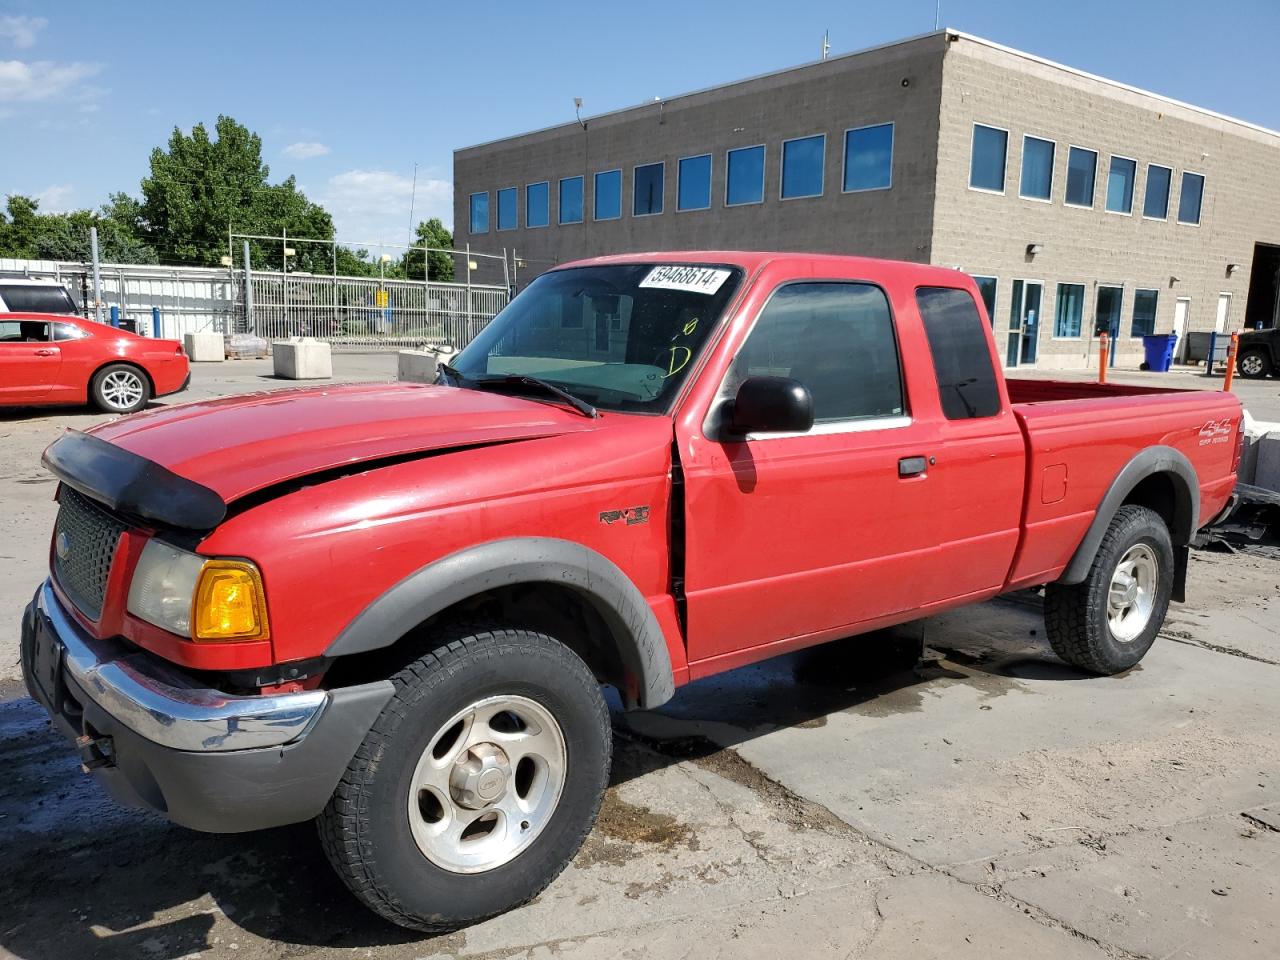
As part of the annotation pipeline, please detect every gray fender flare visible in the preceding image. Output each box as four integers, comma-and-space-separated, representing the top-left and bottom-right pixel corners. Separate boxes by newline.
1058, 445, 1199, 585
325, 537, 675, 709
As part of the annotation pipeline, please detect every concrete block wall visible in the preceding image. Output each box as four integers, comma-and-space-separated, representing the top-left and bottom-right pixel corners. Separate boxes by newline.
453, 34, 948, 285
931, 36, 1280, 371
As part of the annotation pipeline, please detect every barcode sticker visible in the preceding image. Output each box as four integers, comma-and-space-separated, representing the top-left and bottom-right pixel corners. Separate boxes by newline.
639, 265, 731, 295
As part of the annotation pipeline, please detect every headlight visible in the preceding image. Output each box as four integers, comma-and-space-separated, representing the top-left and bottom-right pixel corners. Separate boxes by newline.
127, 539, 270, 642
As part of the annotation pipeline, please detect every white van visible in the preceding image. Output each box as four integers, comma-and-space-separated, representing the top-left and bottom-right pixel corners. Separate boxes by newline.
0, 278, 80, 314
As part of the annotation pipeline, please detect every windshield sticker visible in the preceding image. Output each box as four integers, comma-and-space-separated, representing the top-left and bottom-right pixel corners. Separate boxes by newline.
639, 265, 731, 295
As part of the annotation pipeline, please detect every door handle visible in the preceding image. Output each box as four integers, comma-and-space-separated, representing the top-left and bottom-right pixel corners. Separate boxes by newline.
34, 348, 57, 356
898, 456, 929, 478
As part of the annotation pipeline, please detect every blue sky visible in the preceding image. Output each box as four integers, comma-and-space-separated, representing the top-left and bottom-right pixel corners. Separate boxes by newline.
2, 0, 1277, 256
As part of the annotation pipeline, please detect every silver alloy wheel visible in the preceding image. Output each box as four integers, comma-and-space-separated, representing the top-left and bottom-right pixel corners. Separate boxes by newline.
407, 694, 567, 875
1240, 353, 1265, 376
1107, 543, 1159, 643
100, 369, 145, 410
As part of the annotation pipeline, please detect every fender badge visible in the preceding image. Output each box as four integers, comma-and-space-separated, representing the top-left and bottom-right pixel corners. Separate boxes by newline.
599, 505, 650, 526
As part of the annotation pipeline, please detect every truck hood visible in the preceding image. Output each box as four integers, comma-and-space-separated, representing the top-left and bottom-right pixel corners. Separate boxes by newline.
84, 382, 606, 503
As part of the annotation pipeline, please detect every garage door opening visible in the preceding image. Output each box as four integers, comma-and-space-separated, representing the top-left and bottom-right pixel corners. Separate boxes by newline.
1244, 242, 1280, 330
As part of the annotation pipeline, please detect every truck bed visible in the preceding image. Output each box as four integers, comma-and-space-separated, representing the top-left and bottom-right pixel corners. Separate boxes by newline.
1001, 378, 1240, 591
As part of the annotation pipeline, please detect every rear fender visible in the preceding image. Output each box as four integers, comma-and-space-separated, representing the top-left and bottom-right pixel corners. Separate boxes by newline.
1058, 445, 1198, 586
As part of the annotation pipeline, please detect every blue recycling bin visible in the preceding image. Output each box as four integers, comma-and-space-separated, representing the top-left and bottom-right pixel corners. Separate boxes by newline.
1142, 334, 1178, 372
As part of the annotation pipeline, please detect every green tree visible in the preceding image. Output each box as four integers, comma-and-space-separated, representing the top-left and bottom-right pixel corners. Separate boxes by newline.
0, 194, 158, 263
139, 115, 333, 271
399, 218, 455, 281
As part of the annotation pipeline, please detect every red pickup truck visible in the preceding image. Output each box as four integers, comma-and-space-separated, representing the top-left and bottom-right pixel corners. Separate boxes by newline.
22, 252, 1242, 931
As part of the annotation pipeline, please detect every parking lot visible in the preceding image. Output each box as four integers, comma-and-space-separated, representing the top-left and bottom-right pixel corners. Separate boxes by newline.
1, 358, 1278, 960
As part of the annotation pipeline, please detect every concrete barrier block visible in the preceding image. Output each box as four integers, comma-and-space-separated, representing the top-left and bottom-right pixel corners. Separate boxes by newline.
1254, 432, 1280, 493
183, 332, 224, 362
272, 337, 332, 380
398, 349, 438, 383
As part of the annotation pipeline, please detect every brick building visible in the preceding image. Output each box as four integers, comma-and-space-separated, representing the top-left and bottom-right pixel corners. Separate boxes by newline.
453, 30, 1280, 370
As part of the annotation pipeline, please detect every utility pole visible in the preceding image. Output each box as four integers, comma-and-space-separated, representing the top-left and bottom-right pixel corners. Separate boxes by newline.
89, 226, 103, 325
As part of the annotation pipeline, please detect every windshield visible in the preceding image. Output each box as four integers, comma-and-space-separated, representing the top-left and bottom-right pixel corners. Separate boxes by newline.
451, 263, 743, 414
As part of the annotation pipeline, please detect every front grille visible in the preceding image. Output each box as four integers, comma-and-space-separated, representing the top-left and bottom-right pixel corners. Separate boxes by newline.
52, 487, 128, 620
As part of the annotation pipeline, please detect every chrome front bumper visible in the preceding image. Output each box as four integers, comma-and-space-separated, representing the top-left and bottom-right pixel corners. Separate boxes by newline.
31, 579, 327, 753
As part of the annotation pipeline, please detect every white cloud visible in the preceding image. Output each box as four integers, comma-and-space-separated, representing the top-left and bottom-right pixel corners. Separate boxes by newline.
0, 15, 47, 49
283, 141, 330, 160
0, 59, 101, 103
34, 183, 74, 212
318, 169, 453, 250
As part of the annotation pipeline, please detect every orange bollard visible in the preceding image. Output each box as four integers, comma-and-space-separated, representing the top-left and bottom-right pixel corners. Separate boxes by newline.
1098, 331, 1108, 384
1223, 331, 1239, 392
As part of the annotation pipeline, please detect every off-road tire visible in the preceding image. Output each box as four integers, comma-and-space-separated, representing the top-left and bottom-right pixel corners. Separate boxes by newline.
317, 622, 611, 932
90, 362, 151, 413
1044, 505, 1174, 675
1237, 349, 1273, 379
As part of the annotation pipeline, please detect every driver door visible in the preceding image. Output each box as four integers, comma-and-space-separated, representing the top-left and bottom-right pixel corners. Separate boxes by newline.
678, 280, 943, 672
0, 319, 61, 403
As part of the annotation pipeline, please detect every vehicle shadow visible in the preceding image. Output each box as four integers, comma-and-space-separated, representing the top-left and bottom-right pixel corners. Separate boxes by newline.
0, 597, 1087, 958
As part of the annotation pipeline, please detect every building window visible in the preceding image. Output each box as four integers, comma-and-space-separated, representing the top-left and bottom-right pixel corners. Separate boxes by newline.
1020, 135, 1055, 201
969, 124, 1008, 192
594, 169, 621, 221
726, 145, 765, 206
633, 162, 664, 216
1178, 172, 1205, 225
1131, 288, 1159, 337
559, 177, 584, 224
1054, 282, 1085, 338
736, 282, 902, 423
781, 134, 825, 199
496, 187, 517, 231
469, 192, 489, 234
1106, 157, 1136, 214
917, 287, 1001, 420
972, 276, 998, 325
678, 154, 712, 211
843, 122, 893, 192
1143, 165, 1171, 220
526, 181, 549, 228
1065, 147, 1097, 207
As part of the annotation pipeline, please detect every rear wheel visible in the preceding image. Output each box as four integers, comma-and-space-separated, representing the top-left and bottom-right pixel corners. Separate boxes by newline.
1237, 349, 1273, 379
90, 363, 150, 413
318, 623, 610, 932
1044, 505, 1174, 674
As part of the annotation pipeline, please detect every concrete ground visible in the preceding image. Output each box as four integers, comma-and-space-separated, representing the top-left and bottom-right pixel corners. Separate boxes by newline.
1, 356, 1278, 960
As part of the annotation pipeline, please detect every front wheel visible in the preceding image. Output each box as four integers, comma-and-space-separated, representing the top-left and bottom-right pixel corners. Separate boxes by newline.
318, 623, 611, 932
1237, 349, 1273, 379
1044, 505, 1174, 674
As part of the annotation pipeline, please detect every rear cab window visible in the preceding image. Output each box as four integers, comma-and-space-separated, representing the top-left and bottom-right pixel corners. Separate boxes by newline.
915, 286, 1002, 419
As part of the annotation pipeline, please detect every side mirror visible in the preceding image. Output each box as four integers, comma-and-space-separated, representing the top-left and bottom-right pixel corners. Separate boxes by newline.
727, 376, 814, 436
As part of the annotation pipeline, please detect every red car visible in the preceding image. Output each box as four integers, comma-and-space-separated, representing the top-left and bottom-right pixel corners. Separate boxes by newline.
0, 312, 190, 413
23, 252, 1242, 931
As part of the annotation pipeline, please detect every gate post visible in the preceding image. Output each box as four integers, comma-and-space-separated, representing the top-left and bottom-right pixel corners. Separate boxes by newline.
242, 241, 255, 334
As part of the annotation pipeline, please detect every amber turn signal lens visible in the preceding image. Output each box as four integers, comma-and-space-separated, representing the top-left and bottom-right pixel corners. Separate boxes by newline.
192, 560, 270, 642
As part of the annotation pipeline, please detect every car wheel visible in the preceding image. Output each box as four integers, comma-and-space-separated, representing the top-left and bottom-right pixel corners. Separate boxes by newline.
1044, 505, 1174, 675
318, 622, 611, 932
1237, 349, 1273, 379
90, 363, 151, 413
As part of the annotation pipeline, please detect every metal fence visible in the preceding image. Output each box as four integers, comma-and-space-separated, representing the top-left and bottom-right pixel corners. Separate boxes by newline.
234, 272, 508, 350
1, 257, 510, 352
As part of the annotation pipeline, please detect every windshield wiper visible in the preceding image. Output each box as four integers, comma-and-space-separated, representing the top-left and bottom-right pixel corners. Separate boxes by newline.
469, 374, 599, 419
